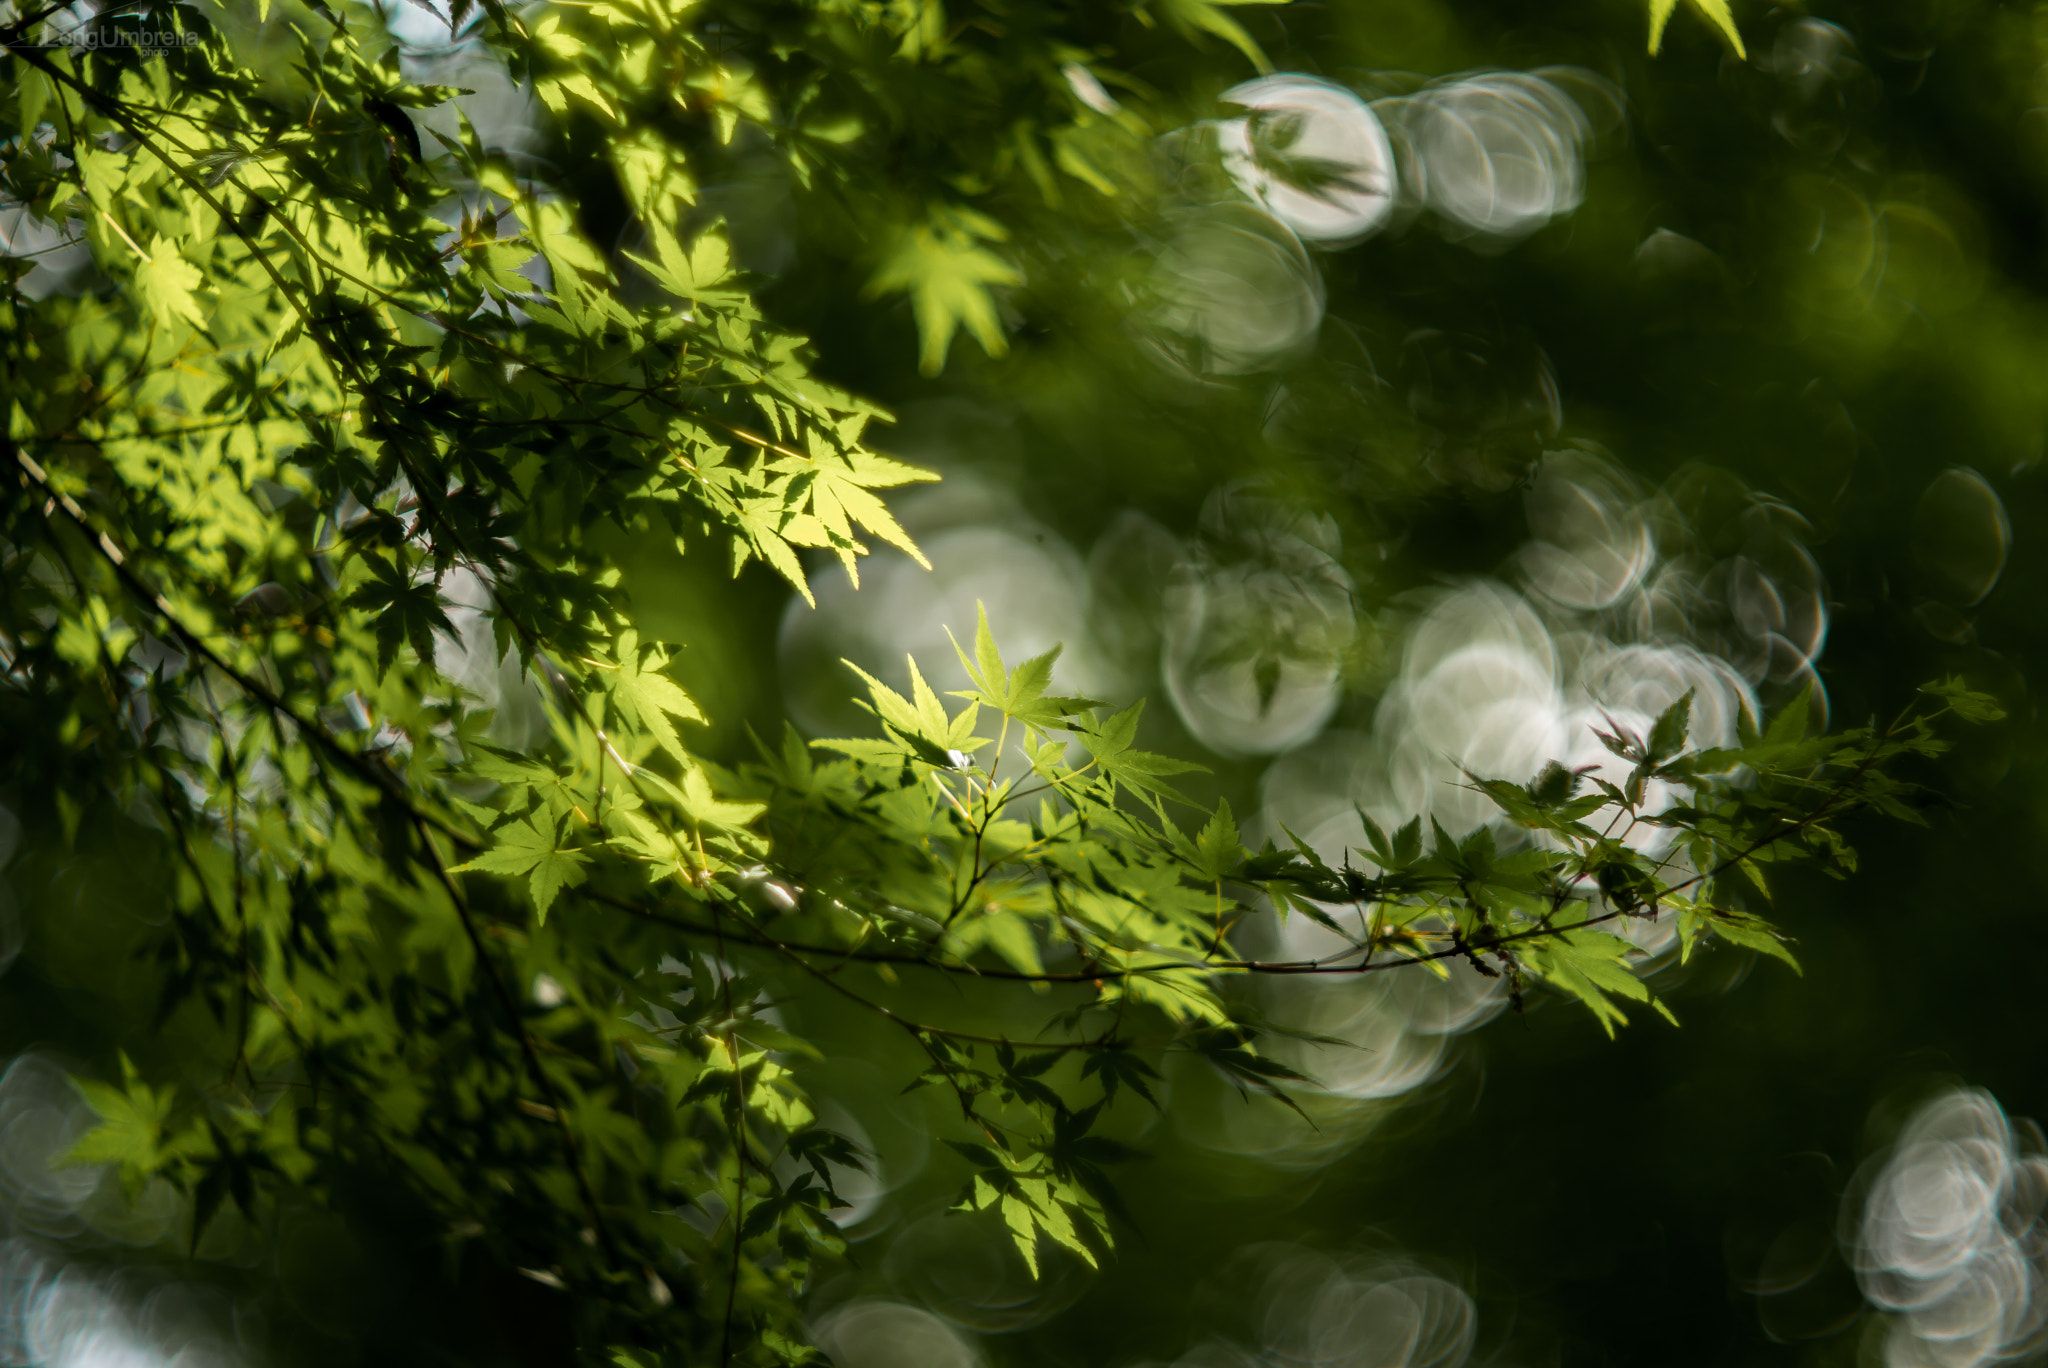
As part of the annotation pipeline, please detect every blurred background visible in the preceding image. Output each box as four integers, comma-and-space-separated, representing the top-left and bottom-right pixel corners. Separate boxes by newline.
9, 0, 2048, 1363
740, 4, 2048, 1364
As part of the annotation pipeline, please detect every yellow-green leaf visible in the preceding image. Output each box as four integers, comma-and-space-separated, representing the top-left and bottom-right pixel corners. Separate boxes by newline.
1647, 0, 1746, 57
135, 235, 208, 329
867, 223, 1021, 376
1149, 0, 1284, 73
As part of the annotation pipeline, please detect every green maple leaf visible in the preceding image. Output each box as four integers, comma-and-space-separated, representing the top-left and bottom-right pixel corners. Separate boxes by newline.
768, 436, 936, 586
628, 225, 747, 306
946, 904, 1046, 976
611, 629, 705, 765
1520, 928, 1679, 1037
730, 496, 817, 603
1073, 700, 1205, 801
946, 603, 1099, 730
449, 815, 588, 922
1647, 0, 1746, 57
1149, 0, 1289, 73
65, 1055, 174, 1199
1187, 800, 1245, 883
135, 235, 208, 330
1647, 690, 1695, 765
866, 215, 1021, 376
838, 656, 985, 769
675, 765, 767, 832
1703, 908, 1803, 976
1079, 1049, 1161, 1108
626, 756, 765, 838
345, 557, 458, 678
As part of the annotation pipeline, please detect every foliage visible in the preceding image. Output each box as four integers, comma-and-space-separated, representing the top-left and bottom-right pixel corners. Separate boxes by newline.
0, 0, 2020, 1363
1646, 0, 1746, 58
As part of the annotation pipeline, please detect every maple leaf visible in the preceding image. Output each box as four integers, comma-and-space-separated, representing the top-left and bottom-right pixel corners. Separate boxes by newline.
65, 1054, 175, 1200
946, 602, 1099, 730
1072, 700, 1205, 802
449, 815, 589, 922
135, 235, 208, 329
769, 432, 936, 586
611, 629, 705, 765
346, 557, 458, 678
627, 225, 747, 306
866, 212, 1021, 376
729, 496, 817, 603
1186, 800, 1245, 883
1519, 928, 1679, 1037
1149, 0, 1289, 73
1647, 0, 1746, 57
839, 656, 985, 769
676, 765, 766, 832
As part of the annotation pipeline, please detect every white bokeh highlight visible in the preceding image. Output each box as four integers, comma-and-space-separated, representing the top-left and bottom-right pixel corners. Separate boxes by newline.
1387, 70, 1601, 243
1148, 204, 1326, 376
1845, 1088, 2048, 1368
1217, 76, 1398, 247
1158, 1246, 1476, 1368
1163, 487, 1356, 758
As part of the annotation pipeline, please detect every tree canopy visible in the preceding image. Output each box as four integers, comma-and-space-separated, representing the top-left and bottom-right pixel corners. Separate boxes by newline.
0, 0, 2039, 1365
